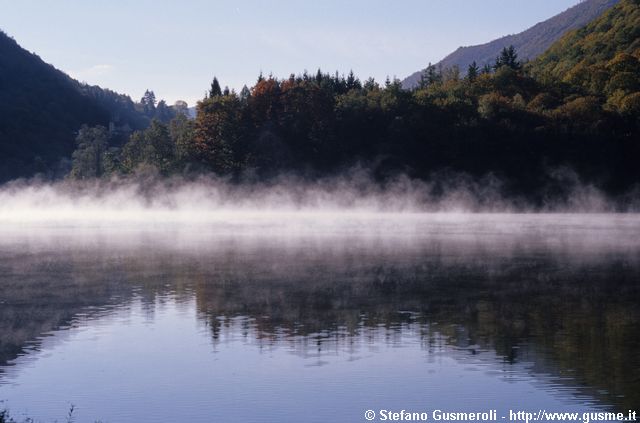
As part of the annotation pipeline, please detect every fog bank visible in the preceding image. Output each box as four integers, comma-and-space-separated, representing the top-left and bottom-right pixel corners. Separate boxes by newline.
0, 171, 638, 225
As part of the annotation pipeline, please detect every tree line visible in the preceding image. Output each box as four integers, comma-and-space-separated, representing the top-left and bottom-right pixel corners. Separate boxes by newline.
69, 42, 640, 201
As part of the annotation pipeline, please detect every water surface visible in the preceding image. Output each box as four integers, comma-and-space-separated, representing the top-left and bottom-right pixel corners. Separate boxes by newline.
0, 214, 638, 422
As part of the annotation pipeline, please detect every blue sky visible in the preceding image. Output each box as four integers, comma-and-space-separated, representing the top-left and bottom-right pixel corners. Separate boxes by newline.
1, 0, 578, 106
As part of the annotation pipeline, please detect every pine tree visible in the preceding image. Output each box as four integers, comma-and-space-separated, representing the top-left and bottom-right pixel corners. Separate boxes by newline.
209, 77, 222, 98
467, 61, 479, 81
494, 45, 521, 71
141, 90, 156, 117
346, 70, 360, 90
419, 65, 430, 89
363, 77, 377, 91
426, 64, 441, 86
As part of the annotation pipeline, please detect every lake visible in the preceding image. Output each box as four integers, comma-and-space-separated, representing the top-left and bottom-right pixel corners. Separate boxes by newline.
0, 213, 638, 422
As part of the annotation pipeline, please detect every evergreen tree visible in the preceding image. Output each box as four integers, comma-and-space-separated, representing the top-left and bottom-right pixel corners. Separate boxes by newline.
346, 70, 361, 90
494, 45, 521, 71
316, 69, 323, 85
141, 90, 156, 117
418, 66, 429, 89
363, 77, 377, 91
426, 64, 441, 86
467, 61, 480, 81
209, 77, 222, 98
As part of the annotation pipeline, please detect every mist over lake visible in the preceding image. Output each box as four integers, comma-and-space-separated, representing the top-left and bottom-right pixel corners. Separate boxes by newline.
0, 207, 638, 422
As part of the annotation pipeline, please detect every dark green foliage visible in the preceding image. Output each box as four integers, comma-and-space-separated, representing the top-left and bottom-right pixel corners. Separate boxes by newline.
402, 0, 620, 87
69, 117, 195, 178
140, 90, 156, 117
467, 61, 479, 81
120, 120, 176, 174
209, 77, 222, 98
494, 46, 522, 71
170, 113, 197, 166
346, 70, 361, 90
154, 100, 175, 123
69, 125, 109, 179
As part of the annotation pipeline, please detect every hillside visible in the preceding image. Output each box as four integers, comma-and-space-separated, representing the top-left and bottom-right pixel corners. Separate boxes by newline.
0, 30, 152, 182
0, 30, 110, 180
402, 0, 619, 88
530, 0, 640, 112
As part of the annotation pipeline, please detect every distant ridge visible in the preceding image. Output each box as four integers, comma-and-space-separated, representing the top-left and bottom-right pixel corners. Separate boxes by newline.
530, 0, 640, 92
402, 0, 620, 88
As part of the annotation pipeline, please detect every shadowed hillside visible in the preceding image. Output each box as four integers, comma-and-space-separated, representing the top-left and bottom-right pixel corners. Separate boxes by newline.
0, 30, 154, 182
0, 30, 109, 180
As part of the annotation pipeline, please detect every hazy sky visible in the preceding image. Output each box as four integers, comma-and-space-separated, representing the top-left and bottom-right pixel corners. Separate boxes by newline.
1, 0, 578, 105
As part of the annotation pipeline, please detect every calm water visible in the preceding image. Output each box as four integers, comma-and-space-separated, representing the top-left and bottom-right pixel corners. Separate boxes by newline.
0, 214, 638, 422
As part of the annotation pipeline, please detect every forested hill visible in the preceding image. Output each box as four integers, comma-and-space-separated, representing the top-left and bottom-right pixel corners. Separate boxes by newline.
0, 30, 109, 180
530, 0, 640, 111
0, 30, 154, 182
402, 0, 619, 88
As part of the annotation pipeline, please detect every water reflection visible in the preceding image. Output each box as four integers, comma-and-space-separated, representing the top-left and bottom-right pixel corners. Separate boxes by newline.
0, 214, 638, 421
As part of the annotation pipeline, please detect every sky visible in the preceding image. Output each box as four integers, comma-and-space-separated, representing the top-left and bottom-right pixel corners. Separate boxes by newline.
0, 0, 579, 106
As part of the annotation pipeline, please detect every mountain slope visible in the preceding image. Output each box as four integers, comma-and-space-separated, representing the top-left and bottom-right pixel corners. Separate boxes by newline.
0, 30, 110, 180
0, 30, 152, 181
402, 0, 620, 88
530, 0, 640, 103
